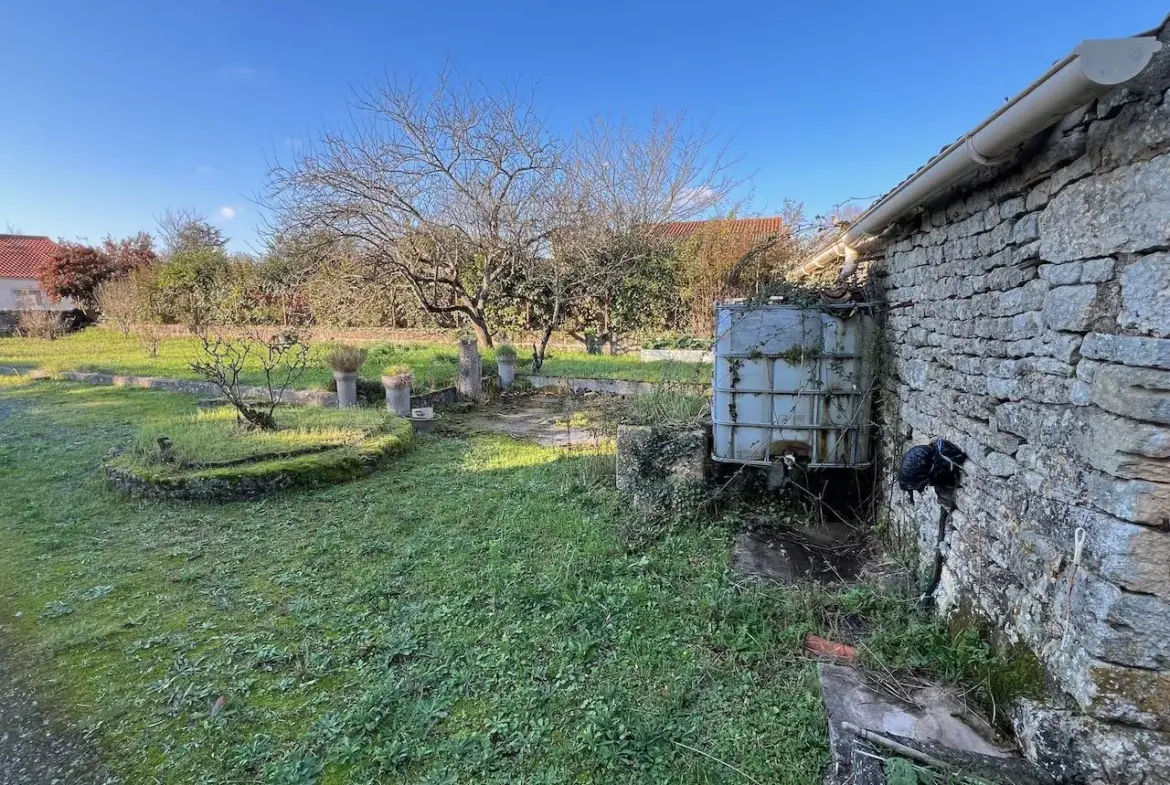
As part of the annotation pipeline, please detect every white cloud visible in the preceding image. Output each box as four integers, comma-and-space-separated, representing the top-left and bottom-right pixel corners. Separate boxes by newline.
673, 186, 719, 217
219, 206, 237, 220
195, 165, 218, 177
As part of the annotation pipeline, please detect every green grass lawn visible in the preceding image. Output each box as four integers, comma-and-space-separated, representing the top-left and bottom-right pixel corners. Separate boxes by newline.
0, 378, 1025, 784
0, 328, 709, 389
130, 405, 396, 467
535, 351, 711, 385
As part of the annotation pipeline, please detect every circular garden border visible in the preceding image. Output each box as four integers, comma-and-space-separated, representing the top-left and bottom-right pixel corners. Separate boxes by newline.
104, 426, 412, 502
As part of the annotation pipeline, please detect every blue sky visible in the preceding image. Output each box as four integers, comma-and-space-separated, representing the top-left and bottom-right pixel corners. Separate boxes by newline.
1, 1, 1164, 253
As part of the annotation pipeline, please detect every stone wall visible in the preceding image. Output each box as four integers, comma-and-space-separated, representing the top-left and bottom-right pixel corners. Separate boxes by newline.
873, 24, 1170, 783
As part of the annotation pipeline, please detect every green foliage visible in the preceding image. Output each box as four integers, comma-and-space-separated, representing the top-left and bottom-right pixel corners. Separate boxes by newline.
322, 344, 369, 373
884, 758, 924, 785
535, 353, 711, 384
642, 335, 712, 350
154, 247, 234, 324
623, 387, 709, 426
494, 343, 517, 360
860, 615, 1044, 725
381, 364, 413, 381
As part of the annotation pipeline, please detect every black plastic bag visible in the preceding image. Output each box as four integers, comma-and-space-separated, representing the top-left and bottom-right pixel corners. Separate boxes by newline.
897, 438, 968, 502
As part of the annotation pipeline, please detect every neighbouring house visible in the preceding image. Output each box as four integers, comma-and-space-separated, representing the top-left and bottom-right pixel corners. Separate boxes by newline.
795, 16, 1169, 783
0, 234, 76, 333
658, 215, 788, 243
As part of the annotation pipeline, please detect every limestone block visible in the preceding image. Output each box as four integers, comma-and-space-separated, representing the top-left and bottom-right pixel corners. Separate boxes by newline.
1075, 358, 1102, 383
980, 451, 1019, 477
1037, 262, 1082, 286
1013, 699, 1170, 783
1082, 658, 1170, 731
1024, 179, 1051, 211
994, 401, 1081, 445
1019, 491, 1170, 598
1039, 153, 1170, 262
615, 425, 710, 517
1074, 408, 1170, 482
1041, 284, 1099, 331
1085, 472, 1170, 526
999, 196, 1026, 221
1073, 574, 1170, 671
1079, 257, 1115, 283
1118, 253, 1170, 337
1082, 332, 1170, 370
1092, 364, 1170, 424
1013, 212, 1040, 244
1093, 91, 1170, 169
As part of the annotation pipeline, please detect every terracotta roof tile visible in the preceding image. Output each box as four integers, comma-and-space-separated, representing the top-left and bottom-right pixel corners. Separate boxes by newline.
0, 235, 57, 279
658, 216, 787, 241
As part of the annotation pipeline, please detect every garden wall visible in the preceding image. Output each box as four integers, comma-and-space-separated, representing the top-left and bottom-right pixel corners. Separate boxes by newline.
125, 324, 593, 351
873, 24, 1170, 782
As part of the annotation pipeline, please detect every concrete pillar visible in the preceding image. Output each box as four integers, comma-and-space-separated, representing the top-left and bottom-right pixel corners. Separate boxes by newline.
457, 337, 483, 399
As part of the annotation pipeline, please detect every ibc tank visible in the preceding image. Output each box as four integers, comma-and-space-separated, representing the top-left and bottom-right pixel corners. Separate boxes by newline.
712, 301, 874, 467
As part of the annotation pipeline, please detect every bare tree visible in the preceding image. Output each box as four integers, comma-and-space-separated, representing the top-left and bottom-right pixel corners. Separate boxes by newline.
157, 208, 227, 257
95, 279, 137, 335
189, 328, 311, 431
265, 70, 566, 347
524, 113, 740, 367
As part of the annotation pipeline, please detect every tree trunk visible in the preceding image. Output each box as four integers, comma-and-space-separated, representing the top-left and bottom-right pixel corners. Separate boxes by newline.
469, 314, 494, 348
532, 295, 561, 372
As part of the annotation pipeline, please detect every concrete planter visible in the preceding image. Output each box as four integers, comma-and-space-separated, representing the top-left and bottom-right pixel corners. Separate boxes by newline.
333, 371, 358, 408
383, 376, 413, 416
497, 357, 516, 389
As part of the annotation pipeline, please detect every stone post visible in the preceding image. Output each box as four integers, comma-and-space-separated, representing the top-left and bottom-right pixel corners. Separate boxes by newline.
457, 337, 483, 399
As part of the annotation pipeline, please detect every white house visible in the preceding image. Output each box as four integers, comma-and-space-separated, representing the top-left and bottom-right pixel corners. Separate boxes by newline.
0, 234, 75, 316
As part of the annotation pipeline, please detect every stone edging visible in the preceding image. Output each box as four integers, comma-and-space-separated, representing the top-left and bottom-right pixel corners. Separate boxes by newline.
521, 375, 709, 396
639, 348, 714, 363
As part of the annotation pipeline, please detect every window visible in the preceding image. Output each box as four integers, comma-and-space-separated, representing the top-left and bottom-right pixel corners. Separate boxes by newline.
14, 288, 45, 308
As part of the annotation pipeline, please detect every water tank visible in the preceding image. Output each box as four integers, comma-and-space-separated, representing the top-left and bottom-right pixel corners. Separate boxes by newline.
712, 301, 875, 468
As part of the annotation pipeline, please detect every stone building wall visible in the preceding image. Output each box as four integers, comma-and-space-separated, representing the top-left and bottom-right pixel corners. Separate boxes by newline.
872, 23, 1170, 782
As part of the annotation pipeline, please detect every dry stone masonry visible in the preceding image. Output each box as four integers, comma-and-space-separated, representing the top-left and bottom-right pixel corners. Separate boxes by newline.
873, 23, 1170, 783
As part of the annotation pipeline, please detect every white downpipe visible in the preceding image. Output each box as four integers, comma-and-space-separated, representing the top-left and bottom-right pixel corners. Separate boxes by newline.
795, 36, 1162, 277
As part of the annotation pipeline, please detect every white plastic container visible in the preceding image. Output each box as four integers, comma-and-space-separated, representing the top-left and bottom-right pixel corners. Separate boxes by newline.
712, 302, 874, 467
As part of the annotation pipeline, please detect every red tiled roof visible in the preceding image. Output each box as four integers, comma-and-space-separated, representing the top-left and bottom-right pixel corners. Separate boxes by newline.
0, 235, 57, 279
658, 216, 787, 241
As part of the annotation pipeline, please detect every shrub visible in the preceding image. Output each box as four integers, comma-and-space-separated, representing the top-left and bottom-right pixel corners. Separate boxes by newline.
96, 280, 137, 335
642, 334, 712, 350
323, 344, 368, 373
624, 386, 709, 425
381, 364, 413, 385
16, 309, 65, 339
495, 344, 517, 360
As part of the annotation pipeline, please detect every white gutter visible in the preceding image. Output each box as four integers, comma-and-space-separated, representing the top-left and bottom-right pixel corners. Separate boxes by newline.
794, 35, 1163, 277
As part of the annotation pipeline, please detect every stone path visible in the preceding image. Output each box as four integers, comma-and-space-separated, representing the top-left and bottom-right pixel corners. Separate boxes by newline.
0, 645, 116, 785
0, 398, 116, 785
446, 394, 611, 448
